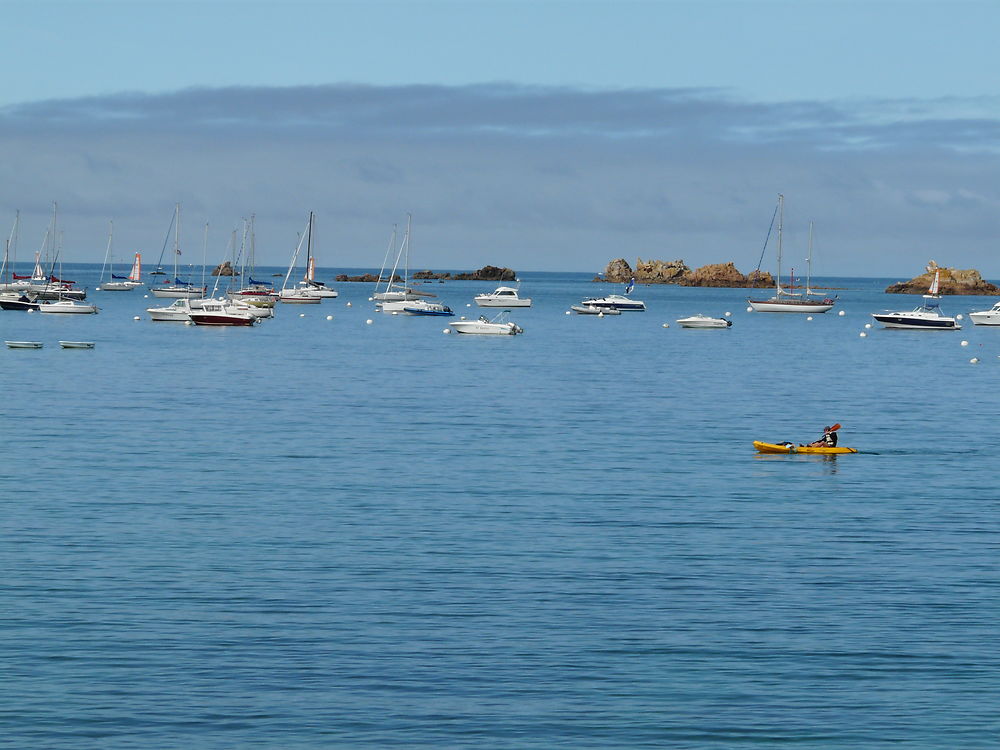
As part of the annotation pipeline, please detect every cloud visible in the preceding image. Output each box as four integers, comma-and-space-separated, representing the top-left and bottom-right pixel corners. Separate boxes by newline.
1, 83, 999, 276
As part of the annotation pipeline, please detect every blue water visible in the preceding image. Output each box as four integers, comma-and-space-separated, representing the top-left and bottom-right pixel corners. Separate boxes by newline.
3, 267, 1000, 748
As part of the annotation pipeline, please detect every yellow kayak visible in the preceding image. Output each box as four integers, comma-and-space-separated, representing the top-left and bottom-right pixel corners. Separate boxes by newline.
754, 441, 858, 455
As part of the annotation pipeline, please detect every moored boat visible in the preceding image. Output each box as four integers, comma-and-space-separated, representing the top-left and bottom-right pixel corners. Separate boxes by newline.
474, 285, 531, 307
872, 267, 960, 330
188, 300, 256, 326
571, 304, 621, 315
449, 310, 523, 335
968, 300, 1000, 326
676, 314, 731, 328
38, 299, 99, 314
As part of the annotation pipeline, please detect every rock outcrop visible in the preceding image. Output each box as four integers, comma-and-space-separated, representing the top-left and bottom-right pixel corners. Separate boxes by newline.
885, 261, 1000, 295
211, 261, 236, 276
335, 272, 400, 283
678, 262, 775, 288
596, 258, 774, 288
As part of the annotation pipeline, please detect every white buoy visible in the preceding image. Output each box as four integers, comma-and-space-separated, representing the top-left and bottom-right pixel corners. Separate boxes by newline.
366, 318, 373, 325
346, 301, 352, 307
724, 311, 731, 317
143, 294, 149, 299
299, 313, 305, 317
326, 315, 333, 321
860, 332, 867, 338
460, 316, 466, 321
957, 314, 964, 320
466, 303, 471, 307
565, 310, 571, 315
662, 323, 669, 328
806, 316, 813, 321
961, 340, 969, 347
391, 311, 398, 316
864, 323, 871, 329
443, 328, 450, 334
598, 312, 604, 317
133, 316, 140, 321
368, 297, 373, 302
971, 357, 980, 364
746, 306, 753, 313
838, 310, 846, 316
184, 320, 193, 326
27, 309, 34, 314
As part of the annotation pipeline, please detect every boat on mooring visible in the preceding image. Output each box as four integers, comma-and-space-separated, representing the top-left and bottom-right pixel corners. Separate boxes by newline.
871, 267, 960, 330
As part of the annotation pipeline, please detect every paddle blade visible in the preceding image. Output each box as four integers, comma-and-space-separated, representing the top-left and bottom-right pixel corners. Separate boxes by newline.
830, 423, 842, 431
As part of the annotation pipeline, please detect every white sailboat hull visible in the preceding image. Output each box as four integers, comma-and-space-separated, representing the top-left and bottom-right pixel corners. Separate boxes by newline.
748, 298, 836, 313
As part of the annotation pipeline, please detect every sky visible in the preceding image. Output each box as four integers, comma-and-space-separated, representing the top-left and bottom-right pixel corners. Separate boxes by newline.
2, 0, 1000, 277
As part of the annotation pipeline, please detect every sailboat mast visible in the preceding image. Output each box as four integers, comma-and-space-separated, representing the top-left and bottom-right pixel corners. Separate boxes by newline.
173, 203, 181, 280
806, 221, 814, 295
775, 194, 783, 294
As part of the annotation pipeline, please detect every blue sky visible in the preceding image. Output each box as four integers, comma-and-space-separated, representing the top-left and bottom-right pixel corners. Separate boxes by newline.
2, 0, 1000, 276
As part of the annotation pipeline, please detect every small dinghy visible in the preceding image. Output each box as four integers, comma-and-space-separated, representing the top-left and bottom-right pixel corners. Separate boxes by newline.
5, 341, 43, 349
59, 341, 96, 349
571, 304, 621, 315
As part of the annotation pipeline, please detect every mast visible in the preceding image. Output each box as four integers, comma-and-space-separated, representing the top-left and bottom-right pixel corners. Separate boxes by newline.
806, 221, 814, 296
775, 194, 784, 295
99, 220, 113, 282
173, 203, 181, 281
305, 211, 315, 282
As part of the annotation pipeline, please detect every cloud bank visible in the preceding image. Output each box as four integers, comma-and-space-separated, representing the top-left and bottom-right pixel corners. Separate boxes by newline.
1, 83, 998, 277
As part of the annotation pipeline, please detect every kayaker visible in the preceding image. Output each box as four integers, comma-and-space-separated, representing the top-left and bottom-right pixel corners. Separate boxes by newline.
807, 426, 837, 448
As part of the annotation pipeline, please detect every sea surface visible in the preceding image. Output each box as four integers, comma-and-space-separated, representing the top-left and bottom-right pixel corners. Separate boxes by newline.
2, 266, 999, 749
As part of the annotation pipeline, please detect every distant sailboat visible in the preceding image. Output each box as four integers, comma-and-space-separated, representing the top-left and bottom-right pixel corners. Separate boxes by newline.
150, 204, 207, 298
748, 195, 836, 313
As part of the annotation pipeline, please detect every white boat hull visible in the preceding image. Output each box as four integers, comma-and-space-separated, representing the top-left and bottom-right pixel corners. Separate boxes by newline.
676, 315, 731, 328
449, 317, 523, 335
39, 301, 99, 314
748, 297, 835, 313
871, 312, 960, 329
579, 295, 645, 311
969, 305, 1000, 325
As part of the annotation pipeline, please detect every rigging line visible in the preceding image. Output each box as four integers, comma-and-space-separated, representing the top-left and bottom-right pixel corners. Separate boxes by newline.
751, 201, 779, 287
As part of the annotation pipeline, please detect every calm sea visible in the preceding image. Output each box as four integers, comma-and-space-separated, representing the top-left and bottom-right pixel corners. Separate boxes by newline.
2, 266, 999, 749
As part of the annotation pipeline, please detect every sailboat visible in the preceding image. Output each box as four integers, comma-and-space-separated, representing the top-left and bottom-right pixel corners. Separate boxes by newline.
97, 222, 140, 291
150, 204, 207, 298
227, 215, 277, 308
872, 265, 960, 329
279, 212, 322, 304
374, 214, 436, 312
748, 195, 836, 313
285, 213, 337, 299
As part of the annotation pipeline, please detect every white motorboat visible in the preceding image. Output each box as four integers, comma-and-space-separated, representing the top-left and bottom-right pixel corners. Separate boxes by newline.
189, 300, 256, 326
38, 299, 99, 314
570, 304, 621, 315
748, 197, 837, 313
59, 341, 95, 349
474, 285, 531, 307
969, 300, 1000, 326
676, 314, 732, 328
5, 341, 43, 349
872, 268, 960, 330
0, 293, 40, 311
147, 298, 196, 322
449, 311, 523, 335
578, 294, 645, 312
